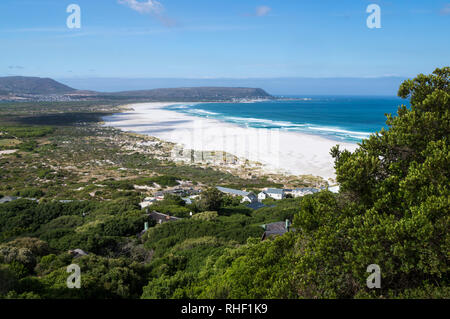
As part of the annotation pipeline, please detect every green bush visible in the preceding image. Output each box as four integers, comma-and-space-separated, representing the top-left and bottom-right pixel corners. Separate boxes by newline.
15, 188, 45, 198
0, 264, 18, 296
18, 140, 38, 152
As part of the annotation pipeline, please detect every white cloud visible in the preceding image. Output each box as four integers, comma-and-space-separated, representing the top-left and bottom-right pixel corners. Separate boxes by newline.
118, 0, 163, 14
256, 6, 271, 17
118, 0, 175, 26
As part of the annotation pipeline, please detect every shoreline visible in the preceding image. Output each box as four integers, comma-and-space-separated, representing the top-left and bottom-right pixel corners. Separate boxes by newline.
102, 102, 359, 181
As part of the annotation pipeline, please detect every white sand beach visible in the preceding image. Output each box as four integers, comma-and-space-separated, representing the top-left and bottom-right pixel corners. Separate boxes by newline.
103, 103, 358, 181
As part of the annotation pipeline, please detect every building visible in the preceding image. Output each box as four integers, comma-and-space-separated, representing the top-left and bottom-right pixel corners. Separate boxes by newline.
216, 186, 257, 203
246, 201, 266, 210
258, 191, 268, 201
182, 194, 200, 206
260, 188, 285, 200
154, 191, 165, 201
242, 193, 257, 203
291, 188, 320, 198
68, 249, 88, 258
140, 197, 157, 209
147, 211, 182, 224
261, 220, 292, 240
59, 200, 75, 204
0, 196, 20, 204
182, 197, 192, 205
266, 188, 285, 200
328, 185, 340, 193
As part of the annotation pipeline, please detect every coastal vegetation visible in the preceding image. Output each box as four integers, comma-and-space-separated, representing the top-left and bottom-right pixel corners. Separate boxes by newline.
0, 68, 448, 299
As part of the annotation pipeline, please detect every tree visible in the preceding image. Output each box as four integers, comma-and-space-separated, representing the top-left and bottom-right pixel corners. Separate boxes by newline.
0, 264, 18, 296
294, 67, 450, 298
197, 188, 224, 212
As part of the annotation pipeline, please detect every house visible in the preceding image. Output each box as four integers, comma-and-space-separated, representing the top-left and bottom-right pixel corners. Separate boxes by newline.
246, 201, 266, 210
258, 191, 268, 201
147, 211, 182, 224
328, 185, 340, 193
182, 197, 192, 205
140, 197, 157, 209
261, 220, 292, 240
59, 200, 74, 204
0, 196, 20, 204
242, 193, 257, 203
266, 188, 285, 200
261, 188, 285, 200
216, 186, 257, 203
154, 191, 165, 201
166, 188, 186, 196
182, 194, 200, 205
68, 249, 88, 258
291, 187, 320, 198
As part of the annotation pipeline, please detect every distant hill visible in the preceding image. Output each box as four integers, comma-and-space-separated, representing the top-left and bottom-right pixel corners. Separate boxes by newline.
58, 77, 408, 96
101, 87, 272, 101
0, 76, 273, 101
0, 76, 76, 95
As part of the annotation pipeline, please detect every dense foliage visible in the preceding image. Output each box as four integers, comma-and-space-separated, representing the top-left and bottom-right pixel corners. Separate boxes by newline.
0, 69, 448, 299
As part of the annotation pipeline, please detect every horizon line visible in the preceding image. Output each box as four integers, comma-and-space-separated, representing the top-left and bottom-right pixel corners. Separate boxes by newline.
0, 75, 409, 80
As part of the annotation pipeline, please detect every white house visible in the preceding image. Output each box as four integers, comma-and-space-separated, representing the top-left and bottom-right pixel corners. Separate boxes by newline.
139, 197, 156, 209
242, 193, 257, 203
292, 188, 319, 198
328, 185, 340, 193
0, 196, 20, 204
259, 188, 285, 200
216, 186, 257, 203
258, 191, 268, 201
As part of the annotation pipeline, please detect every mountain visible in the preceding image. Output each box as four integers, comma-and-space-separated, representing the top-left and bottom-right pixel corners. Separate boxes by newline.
0, 76, 76, 95
0, 76, 272, 101
101, 87, 272, 101
58, 77, 407, 96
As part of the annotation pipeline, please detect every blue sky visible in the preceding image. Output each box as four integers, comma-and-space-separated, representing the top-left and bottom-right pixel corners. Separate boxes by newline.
0, 0, 449, 79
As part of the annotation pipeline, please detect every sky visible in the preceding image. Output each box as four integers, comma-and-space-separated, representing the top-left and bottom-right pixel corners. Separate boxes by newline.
0, 0, 449, 85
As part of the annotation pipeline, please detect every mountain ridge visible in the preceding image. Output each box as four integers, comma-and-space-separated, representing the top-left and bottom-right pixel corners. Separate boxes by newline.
0, 76, 273, 101
0, 76, 76, 95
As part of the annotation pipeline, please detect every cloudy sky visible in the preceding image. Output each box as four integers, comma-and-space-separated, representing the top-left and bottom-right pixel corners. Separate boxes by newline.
0, 0, 449, 79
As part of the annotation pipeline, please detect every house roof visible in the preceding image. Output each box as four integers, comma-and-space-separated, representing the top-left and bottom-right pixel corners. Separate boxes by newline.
266, 188, 284, 195
328, 185, 340, 193
68, 249, 88, 258
182, 197, 192, 205
148, 211, 182, 223
246, 202, 266, 210
265, 221, 287, 232
261, 221, 295, 240
216, 186, 250, 197
294, 188, 319, 193
261, 221, 288, 239
0, 196, 20, 204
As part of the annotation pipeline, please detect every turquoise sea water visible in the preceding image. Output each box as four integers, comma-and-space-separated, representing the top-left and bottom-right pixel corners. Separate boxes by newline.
164, 96, 410, 143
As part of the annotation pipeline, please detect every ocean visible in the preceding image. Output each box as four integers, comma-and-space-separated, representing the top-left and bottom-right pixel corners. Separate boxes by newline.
163, 96, 409, 143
